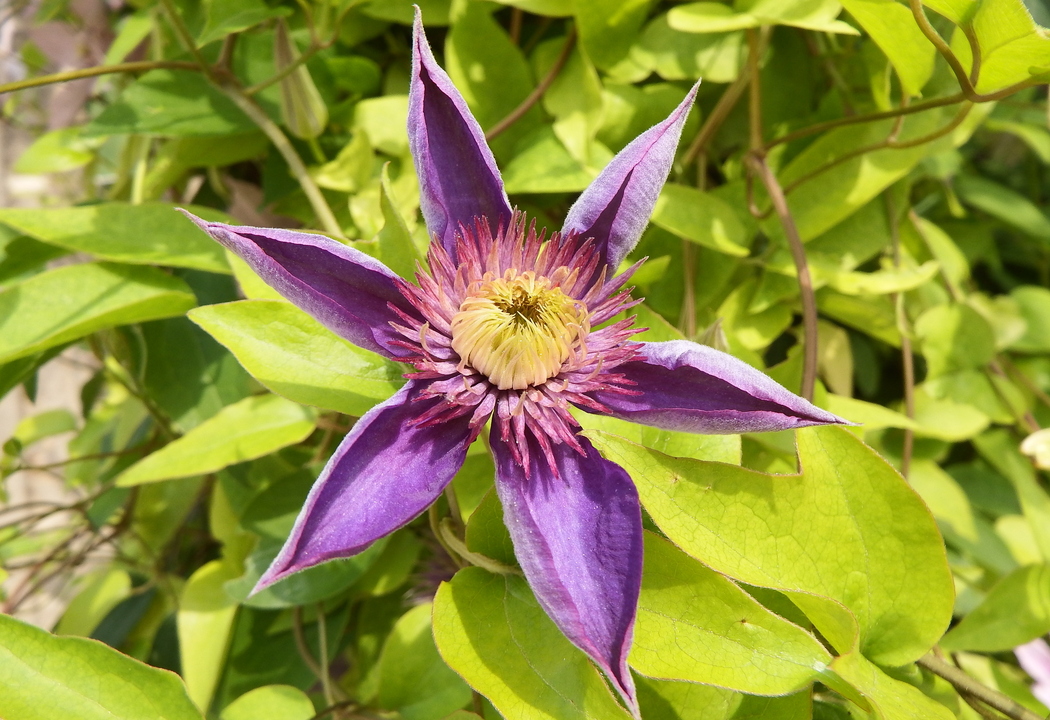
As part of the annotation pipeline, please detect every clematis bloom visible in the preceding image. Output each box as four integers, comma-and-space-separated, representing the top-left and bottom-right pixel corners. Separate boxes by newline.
185, 12, 846, 714
1016, 637, 1050, 708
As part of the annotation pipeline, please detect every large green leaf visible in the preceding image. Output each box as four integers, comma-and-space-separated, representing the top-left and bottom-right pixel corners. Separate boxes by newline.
587, 426, 953, 666
220, 685, 314, 720
941, 564, 1050, 652
178, 559, 242, 713
0, 262, 196, 364
668, 0, 858, 34
0, 203, 230, 273
433, 568, 633, 720
83, 70, 255, 136
914, 303, 997, 378
636, 677, 739, 720
828, 652, 955, 720
650, 183, 751, 257
575, 0, 651, 70
117, 394, 317, 486
632, 532, 831, 694
188, 300, 404, 416
376, 603, 472, 719
0, 613, 203, 720
839, 0, 935, 95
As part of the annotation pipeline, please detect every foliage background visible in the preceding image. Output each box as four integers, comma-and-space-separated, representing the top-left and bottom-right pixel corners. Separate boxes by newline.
4, 0, 1050, 718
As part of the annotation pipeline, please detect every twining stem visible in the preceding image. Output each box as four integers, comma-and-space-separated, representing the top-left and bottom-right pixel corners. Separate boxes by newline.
223, 86, 346, 238
749, 156, 819, 402
292, 607, 350, 703
681, 71, 750, 166
486, 26, 576, 141
918, 654, 1045, 720
743, 29, 819, 402
437, 518, 522, 576
0, 61, 200, 95
157, 0, 213, 78
316, 603, 335, 707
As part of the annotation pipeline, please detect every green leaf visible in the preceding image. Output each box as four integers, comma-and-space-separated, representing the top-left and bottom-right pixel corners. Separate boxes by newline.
54, 567, 132, 637
502, 126, 603, 194
956, 174, 1050, 242
668, 0, 859, 34
828, 652, 955, 720
632, 532, 831, 694
226, 537, 388, 608
83, 70, 255, 137
650, 184, 751, 257
826, 260, 940, 295
914, 303, 997, 378
376, 163, 424, 278
636, 676, 739, 720
446, 3, 538, 158
839, 0, 935, 95
587, 426, 953, 666
824, 394, 919, 431
0, 613, 203, 720
178, 559, 241, 712
1010, 286, 1050, 353
953, 0, 1050, 93
376, 603, 472, 720
198, 0, 290, 47
220, 685, 315, 720
354, 96, 409, 157
974, 429, 1050, 562
189, 300, 404, 416
941, 564, 1050, 652
910, 387, 989, 441
11, 408, 77, 446
575, 0, 651, 70
117, 394, 317, 486
633, 15, 744, 84
433, 568, 633, 720
14, 127, 102, 174
0, 262, 196, 364
0, 203, 231, 273
575, 410, 741, 464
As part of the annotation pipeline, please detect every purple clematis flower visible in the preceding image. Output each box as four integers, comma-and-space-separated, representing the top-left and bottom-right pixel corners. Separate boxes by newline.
1016, 637, 1050, 708
185, 11, 846, 714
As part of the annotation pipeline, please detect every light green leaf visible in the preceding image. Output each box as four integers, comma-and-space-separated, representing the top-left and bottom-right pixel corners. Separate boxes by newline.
824, 394, 918, 430
587, 426, 954, 666
0, 613, 203, 720
104, 11, 154, 65
198, 0, 290, 47
446, 3, 538, 157
502, 126, 604, 194
377, 603, 472, 720
956, 174, 1050, 242
911, 386, 990, 441
179, 560, 241, 712
633, 15, 743, 84
669, 0, 859, 34
14, 127, 102, 174
817, 289, 901, 347
575, 410, 741, 464
839, 0, 935, 95
952, 0, 1050, 93
636, 676, 739, 720
941, 564, 1050, 652
0, 203, 231, 273
220, 685, 315, 720
354, 96, 409, 157
313, 130, 373, 193
0, 262, 196, 364
974, 429, 1050, 562
189, 299, 403, 416
827, 260, 940, 295
914, 303, 997, 378
433, 568, 633, 720
376, 163, 424, 278
54, 567, 132, 637
11, 408, 77, 446
83, 70, 254, 137
828, 652, 955, 720
651, 184, 751, 257
117, 394, 317, 486
575, 0, 652, 70
632, 532, 831, 694
1010, 286, 1050, 353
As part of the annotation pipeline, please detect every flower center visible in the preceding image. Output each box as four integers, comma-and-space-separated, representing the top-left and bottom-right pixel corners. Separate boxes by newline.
450, 271, 589, 390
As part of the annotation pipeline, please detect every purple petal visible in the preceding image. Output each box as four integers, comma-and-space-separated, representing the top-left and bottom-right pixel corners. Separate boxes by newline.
491, 429, 642, 715
1017, 638, 1050, 683
562, 82, 700, 269
588, 340, 849, 434
409, 10, 512, 261
182, 212, 418, 359
255, 380, 475, 590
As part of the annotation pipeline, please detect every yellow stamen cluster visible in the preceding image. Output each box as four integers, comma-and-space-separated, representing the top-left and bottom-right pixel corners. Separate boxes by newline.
450, 271, 589, 390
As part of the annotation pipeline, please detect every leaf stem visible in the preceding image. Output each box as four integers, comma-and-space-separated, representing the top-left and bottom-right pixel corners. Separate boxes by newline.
486, 26, 576, 141
0, 61, 200, 96
316, 602, 335, 707
888, 197, 914, 478
917, 654, 1045, 720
